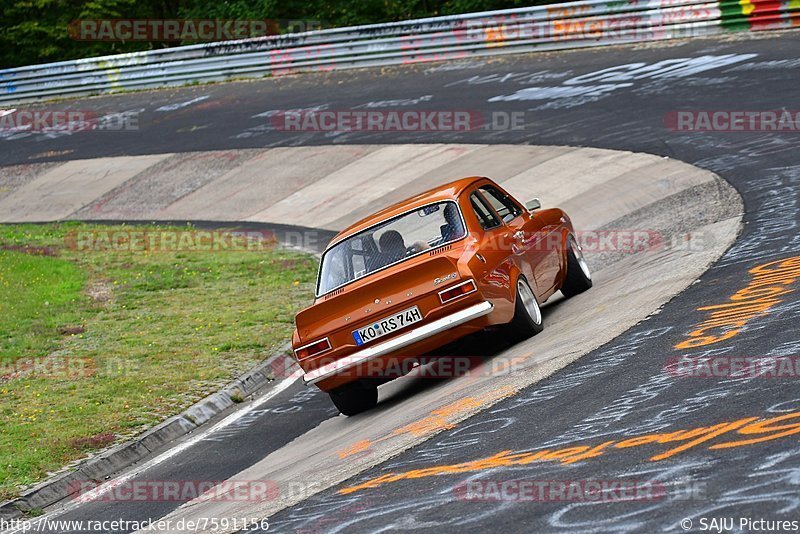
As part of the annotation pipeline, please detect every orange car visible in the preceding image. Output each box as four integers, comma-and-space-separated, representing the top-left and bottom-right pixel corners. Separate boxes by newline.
291, 176, 592, 415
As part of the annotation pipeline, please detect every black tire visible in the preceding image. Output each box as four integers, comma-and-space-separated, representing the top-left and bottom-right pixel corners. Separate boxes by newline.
328, 381, 378, 416
509, 277, 544, 339
561, 236, 593, 298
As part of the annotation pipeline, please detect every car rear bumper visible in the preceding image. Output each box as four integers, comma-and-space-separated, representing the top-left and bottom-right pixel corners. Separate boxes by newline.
302, 300, 494, 385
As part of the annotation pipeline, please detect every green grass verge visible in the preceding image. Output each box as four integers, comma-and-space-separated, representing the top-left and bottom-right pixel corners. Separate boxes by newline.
0, 222, 318, 501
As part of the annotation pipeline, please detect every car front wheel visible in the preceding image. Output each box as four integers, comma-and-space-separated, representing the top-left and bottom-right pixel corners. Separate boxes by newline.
560, 236, 593, 298
509, 277, 544, 339
329, 380, 378, 416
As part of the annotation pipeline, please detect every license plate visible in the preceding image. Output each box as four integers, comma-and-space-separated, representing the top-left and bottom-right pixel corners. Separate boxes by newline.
352, 306, 423, 346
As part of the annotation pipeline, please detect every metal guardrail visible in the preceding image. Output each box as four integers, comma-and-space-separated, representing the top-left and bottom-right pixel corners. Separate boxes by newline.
0, 0, 797, 105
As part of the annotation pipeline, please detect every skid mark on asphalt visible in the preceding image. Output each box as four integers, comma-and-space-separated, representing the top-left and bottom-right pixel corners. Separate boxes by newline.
155, 96, 210, 112
717, 165, 800, 267
487, 54, 757, 109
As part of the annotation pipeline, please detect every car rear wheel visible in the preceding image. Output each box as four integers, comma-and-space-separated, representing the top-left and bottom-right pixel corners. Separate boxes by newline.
561, 236, 593, 298
510, 277, 544, 338
329, 381, 378, 416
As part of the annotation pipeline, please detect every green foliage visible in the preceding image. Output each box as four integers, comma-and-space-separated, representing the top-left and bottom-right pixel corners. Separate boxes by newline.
178, 0, 280, 20
1, 0, 551, 69
1, 0, 179, 68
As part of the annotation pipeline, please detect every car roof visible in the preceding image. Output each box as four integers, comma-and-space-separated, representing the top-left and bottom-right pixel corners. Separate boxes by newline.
328, 176, 487, 248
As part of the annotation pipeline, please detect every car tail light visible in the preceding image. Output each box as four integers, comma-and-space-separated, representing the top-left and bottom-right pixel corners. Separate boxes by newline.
438, 279, 477, 304
294, 338, 331, 360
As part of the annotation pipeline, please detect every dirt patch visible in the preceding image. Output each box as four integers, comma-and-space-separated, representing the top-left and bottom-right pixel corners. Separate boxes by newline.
57, 325, 86, 336
85, 279, 113, 303
69, 433, 116, 451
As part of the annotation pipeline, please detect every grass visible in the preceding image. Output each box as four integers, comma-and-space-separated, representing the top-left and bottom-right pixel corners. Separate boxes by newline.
0, 222, 318, 501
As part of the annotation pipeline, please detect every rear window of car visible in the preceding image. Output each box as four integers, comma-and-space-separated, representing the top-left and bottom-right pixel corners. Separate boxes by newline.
317, 201, 466, 296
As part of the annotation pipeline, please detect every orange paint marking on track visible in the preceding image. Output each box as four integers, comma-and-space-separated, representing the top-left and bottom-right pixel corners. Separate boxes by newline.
339, 411, 800, 494
675, 256, 800, 349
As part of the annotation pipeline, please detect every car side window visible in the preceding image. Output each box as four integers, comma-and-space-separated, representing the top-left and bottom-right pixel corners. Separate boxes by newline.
470, 192, 502, 230
350, 239, 368, 278
479, 185, 522, 223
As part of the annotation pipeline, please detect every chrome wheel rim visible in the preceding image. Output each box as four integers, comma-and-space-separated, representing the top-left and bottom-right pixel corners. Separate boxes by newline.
570, 237, 592, 280
517, 279, 542, 325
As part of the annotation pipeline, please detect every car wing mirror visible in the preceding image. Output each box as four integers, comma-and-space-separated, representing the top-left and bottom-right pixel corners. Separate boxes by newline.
525, 198, 542, 211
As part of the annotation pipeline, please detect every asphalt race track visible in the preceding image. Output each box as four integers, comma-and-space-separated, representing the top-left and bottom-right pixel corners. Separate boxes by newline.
2, 30, 800, 533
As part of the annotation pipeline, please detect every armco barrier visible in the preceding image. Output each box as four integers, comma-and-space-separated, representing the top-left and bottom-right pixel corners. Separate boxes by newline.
0, 0, 797, 105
